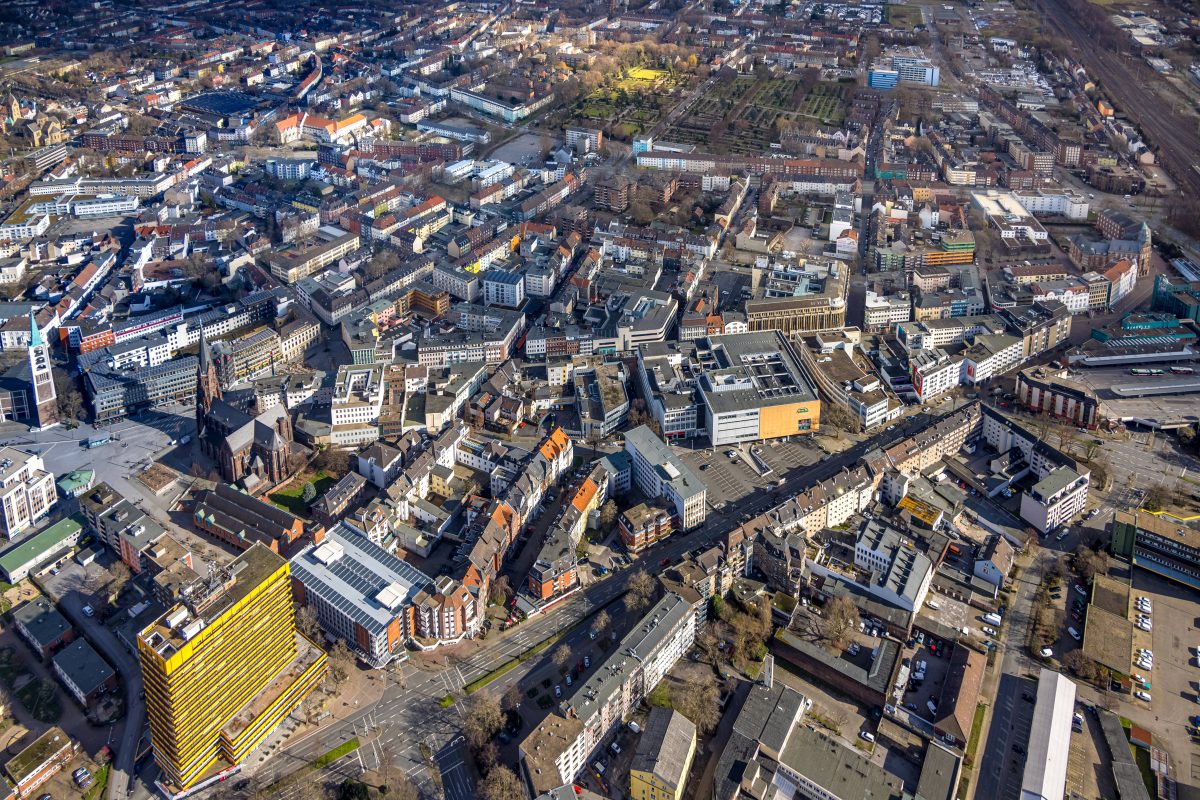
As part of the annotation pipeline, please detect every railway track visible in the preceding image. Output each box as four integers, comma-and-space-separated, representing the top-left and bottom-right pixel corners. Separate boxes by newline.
1037, 0, 1200, 198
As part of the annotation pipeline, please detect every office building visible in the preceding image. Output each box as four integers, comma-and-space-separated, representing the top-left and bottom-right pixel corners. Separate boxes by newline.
12, 598, 74, 659
0, 516, 83, 583
0, 446, 56, 539
330, 363, 387, 446
138, 544, 327, 793
629, 708, 696, 800
192, 483, 313, 554
51, 638, 116, 708
482, 270, 525, 309
290, 526, 434, 667
696, 331, 821, 445
1020, 466, 1089, 533
624, 426, 707, 530
3, 727, 76, 799
85, 355, 198, 423
1111, 511, 1200, 591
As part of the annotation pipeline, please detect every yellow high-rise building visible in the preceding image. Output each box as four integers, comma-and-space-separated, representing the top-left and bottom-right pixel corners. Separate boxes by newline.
138, 543, 327, 793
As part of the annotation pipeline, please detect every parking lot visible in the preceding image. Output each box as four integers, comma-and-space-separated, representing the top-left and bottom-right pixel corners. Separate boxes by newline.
675, 437, 821, 509
1130, 569, 1199, 747
976, 672, 1040, 800
898, 636, 955, 724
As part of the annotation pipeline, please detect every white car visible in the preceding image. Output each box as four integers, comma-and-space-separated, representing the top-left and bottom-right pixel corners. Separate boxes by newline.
860, 730, 876, 743
1068, 627, 1081, 641
1135, 690, 1152, 703
1137, 622, 1152, 632
1133, 673, 1147, 685
1040, 646, 1054, 658
983, 626, 997, 636
1139, 648, 1154, 658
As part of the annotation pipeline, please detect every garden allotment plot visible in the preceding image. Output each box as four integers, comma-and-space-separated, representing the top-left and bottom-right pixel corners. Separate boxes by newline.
659, 74, 851, 155
570, 66, 683, 140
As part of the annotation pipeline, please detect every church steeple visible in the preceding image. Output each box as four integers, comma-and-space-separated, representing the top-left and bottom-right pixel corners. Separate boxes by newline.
28, 311, 58, 429
196, 329, 221, 437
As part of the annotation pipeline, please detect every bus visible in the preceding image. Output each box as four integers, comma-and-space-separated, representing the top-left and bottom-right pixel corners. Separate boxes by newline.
84, 434, 111, 448
1129, 368, 1165, 376
1170, 366, 1195, 375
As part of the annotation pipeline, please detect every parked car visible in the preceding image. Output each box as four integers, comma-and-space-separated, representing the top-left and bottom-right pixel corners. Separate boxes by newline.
1039, 646, 1054, 658
1068, 627, 1081, 640
82, 605, 94, 617
1135, 690, 1152, 703
860, 731, 876, 743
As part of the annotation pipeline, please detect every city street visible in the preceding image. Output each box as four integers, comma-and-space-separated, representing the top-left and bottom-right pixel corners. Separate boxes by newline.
238, 408, 960, 797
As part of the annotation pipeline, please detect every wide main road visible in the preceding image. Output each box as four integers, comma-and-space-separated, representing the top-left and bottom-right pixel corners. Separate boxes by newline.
255, 411, 951, 797
1036, 0, 1200, 199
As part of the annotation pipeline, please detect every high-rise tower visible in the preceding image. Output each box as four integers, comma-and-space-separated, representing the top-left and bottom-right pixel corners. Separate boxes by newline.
138, 544, 327, 792
27, 312, 57, 429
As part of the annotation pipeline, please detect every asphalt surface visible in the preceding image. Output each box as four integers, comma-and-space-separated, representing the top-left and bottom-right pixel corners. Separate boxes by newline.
242, 411, 955, 797
40, 565, 146, 800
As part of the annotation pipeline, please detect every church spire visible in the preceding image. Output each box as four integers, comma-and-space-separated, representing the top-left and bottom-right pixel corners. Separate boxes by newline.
28, 311, 44, 349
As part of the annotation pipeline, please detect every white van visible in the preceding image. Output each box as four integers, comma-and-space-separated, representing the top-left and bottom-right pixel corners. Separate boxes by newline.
926, 599, 941, 611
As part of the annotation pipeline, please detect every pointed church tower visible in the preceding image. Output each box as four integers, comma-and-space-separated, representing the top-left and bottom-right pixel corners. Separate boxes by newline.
28, 312, 58, 429
196, 330, 221, 437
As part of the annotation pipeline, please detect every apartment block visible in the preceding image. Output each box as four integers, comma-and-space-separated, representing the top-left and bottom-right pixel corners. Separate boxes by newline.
624, 426, 707, 530
138, 544, 327, 792
0, 447, 56, 539
520, 593, 697, 795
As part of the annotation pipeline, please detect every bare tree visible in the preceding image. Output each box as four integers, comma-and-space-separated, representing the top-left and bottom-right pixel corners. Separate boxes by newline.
626, 570, 655, 614
591, 609, 611, 638
599, 499, 619, 531
1143, 484, 1169, 512
296, 604, 323, 642
326, 639, 355, 686
463, 692, 505, 752
479, 766, 524, 800
552, 644, 572, 671
502, 683, 523, 713
819, 596, 859, 648
489, 575, 512, 607
670, 678, 720, 734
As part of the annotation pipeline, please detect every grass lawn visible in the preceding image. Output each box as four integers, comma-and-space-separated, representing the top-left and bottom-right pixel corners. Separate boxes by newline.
84, 765, 110, 800
16, 678, 62, 723
627, 67, 669, 81
1133, 746, 1155, 796
0, 647, 28, 687
269, 470, 335, 516
313, 738, 360, 769
965, 703, 987, 766
887, 5, 924, 29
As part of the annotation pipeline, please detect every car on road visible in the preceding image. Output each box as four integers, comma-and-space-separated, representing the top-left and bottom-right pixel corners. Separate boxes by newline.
1135, 690, 1152, 703
1040, 646, 1054, 658
1055, 530, 1068, 541
1068, 627, 1081, 640
82, 605, 94, 617
860, 730, 875, 743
